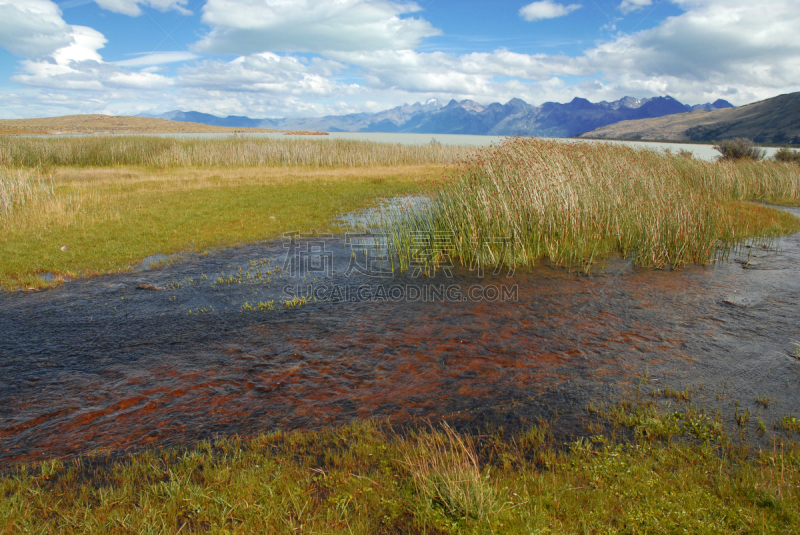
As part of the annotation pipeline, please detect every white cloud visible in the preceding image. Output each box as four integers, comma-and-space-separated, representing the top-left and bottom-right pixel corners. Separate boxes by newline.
3, 0, 800, 120
519, 1, 581, 22
0, 0, 171, 95
52, 26, 107, 64
585, 0, 800, 103
331, 49, 588, 93
228, 0, 800, 111
9, 17, 171, 93
14, 56, 172, 92
195, 0, 441, 54
115, 51, 199, 67
177, 53, 345, 95
93, 0, 190, 16
0, 0, 74, 58
618, 0, 652, 15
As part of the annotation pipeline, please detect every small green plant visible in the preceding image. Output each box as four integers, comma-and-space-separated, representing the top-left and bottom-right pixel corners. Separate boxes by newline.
241, 300, 276, 311
282, 295, 310, 309
403, 422, 507, 527
790, 339, 800, 360
713, 138, 766, 161
757, 417, 767, 434
662, 386, 691, 402
779, 416, 800, 433
756, 394, 773, 408
735, 407, 751, 428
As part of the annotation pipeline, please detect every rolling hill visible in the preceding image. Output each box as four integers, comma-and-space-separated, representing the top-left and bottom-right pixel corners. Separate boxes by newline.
0, 115, 279, 135
578, 92, 800, 144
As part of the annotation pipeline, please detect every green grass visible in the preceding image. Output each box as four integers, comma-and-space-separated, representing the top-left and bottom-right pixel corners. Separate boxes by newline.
386, 138, 800, 273
2, 400, 798, 534
6, 136, 800, 289
0, 164, 448, 290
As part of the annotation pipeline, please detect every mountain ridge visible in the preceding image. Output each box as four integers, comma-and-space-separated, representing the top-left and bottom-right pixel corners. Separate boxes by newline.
139, 95, 734, 138
579, 92, 800, 144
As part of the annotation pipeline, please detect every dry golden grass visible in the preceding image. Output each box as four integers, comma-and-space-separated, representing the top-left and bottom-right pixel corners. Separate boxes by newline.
388, 138, 800, 272
0, 126, 45, 135
0, 135, 468, 289
0, 135, 466, 168
0, 164, 444, 289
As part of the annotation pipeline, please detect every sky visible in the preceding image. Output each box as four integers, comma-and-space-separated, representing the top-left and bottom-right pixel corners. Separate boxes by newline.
0, 0, 798, 119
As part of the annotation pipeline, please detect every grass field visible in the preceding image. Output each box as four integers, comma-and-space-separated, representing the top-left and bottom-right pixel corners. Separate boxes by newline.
1, 394, 798, 534
4, 135, 800, 289
388, 137, 800, 273
0, 134, 473, 289
3, 136, 800, 532
0, 135, 465, 168
0, 164, 449, 290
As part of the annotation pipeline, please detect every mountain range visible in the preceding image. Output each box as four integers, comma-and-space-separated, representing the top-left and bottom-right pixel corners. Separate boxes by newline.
140, 96, 733, 138
579, 92, 800, 145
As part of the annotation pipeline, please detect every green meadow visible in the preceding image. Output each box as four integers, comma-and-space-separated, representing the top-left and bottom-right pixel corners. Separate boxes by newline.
2, 135, 800, 533
2, 393, 799, 534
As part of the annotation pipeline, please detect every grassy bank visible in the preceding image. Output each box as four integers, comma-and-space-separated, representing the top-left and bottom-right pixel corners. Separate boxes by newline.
0, 136, 464, 168
2, 398, 798, 533
0, 136, 470, 290
0, 164, 448, 290
388, 138, 800, 272
5, 135, 800, 289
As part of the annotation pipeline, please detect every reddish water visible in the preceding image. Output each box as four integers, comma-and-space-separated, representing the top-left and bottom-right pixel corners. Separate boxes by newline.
2, 215, 800, 464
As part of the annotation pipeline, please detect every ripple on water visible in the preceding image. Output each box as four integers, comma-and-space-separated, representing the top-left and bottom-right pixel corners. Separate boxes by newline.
1, 210, 800, 463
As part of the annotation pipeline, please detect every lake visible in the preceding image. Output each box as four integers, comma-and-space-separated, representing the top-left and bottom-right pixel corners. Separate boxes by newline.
52, 131, 785, 162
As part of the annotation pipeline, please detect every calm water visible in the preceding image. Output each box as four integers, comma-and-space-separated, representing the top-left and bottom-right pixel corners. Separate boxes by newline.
1, 209, 800, 464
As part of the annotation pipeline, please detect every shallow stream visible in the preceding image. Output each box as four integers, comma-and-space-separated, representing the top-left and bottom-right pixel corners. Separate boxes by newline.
1, 210, 800, 464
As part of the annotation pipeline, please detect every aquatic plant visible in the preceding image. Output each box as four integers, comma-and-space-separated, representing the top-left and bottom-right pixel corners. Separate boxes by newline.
1, 402, 798, 533
781, 416, 800, 433
0, 135, 467, 169
241, 300, 276, 311
282, 295, 310, 309
387, 137, 800, 272
0, 166, 54, 218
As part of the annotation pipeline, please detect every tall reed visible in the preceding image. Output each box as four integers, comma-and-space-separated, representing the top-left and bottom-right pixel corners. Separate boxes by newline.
0, 136, 466, 168
387, 138, 800, 271
0, 167, 55, 219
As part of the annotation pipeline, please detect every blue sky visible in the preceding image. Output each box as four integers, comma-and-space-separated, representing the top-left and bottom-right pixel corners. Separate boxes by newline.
0, 0, 798, 119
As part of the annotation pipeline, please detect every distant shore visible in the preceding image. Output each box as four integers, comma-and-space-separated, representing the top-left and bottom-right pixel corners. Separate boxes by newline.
0, 114, 280, 135
283, 130, 329, 135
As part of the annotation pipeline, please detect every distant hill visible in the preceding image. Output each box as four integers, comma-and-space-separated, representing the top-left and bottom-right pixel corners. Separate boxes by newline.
0, 114, 279, 135
579, 92, 800, 144
141, 96, 733, 138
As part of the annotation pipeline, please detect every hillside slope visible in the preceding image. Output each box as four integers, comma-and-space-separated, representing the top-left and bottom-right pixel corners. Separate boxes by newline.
579, 92, 800, 144
0, 115, 278, 135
